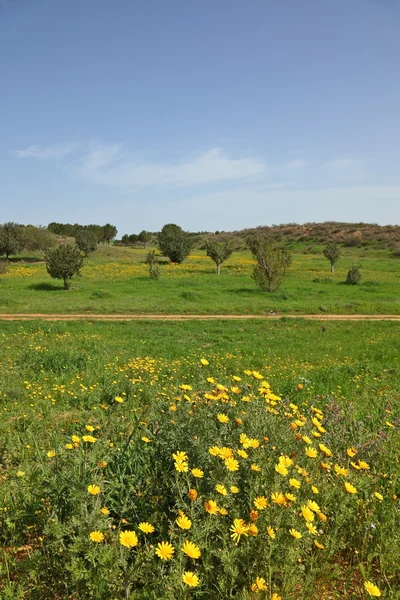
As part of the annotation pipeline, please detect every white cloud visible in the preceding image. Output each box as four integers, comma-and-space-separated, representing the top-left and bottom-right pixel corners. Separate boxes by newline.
16, 144, 76, 160
78, 144, 266, 190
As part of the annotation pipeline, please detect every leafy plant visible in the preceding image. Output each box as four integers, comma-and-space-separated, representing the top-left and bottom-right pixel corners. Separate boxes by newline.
158, 224, 192, 264
345, 265, 361, 285
45, 244, 83, 289
205, 241, 234, 274
75, 229, 98, 257
323, 243, 341, 272
0, 222, 24, 259
247, 233, 292, 292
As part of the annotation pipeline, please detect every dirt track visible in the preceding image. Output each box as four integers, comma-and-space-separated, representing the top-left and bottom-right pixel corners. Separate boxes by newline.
0, 313, 399, 321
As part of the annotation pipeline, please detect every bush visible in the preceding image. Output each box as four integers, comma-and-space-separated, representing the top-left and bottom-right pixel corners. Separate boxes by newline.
345, 265, 361, 285
205, 241, 234, 274
45, 244, 83, 289
146, 251, 161, 279
75, 229, 98, 257
158, 224, 192, 264
247, 234, 292, 292
323, 242, 341, 272
0, 222, 24, 259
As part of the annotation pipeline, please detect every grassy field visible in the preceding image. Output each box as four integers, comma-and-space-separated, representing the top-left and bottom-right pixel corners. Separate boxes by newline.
1, 319, 399, 599
0, 244, 399, 314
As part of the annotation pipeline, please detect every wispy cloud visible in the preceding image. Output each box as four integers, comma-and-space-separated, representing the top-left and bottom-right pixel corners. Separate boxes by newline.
78, 144, 266, 190
16, 144, 77, 160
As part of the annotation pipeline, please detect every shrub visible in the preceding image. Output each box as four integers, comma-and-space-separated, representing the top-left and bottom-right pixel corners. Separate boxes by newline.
345, 265, 361, 285
323, 242, 341, 272
247, 233, 292, 292
0, 222, 24, 259
138, 230, 152, 249
158, 224, 192, 264
75, 229, 98, 257
146, 251, 161, 279
45, 244, 83, 289
205, 241, 234, 274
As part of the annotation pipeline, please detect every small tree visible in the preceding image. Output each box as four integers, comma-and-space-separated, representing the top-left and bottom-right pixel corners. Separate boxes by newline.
146, 251, 161, 279
158, 223, 192, 264
129, 233, 139, 245
138, 230, 152, 249
323, 242, 341, 273
102, 224, 118, 244
247, 234, 292, 292
45, 245, 83, 289
75, 229, 98, 257
205, 241, 234, 274
21, 225, 57, 255
0, 222, 24, 259
345, 265, 361, 285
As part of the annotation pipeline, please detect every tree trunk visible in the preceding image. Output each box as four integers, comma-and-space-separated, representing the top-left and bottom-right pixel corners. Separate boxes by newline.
331, 263, 334, 273
64, 278, 70, 290
217, 263, 221, 275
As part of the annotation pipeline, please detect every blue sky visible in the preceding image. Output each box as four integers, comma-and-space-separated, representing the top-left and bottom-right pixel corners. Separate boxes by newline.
1, 0, 400, 235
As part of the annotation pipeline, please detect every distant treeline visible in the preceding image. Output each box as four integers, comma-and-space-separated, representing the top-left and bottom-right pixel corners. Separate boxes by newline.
48, 222, 117, 243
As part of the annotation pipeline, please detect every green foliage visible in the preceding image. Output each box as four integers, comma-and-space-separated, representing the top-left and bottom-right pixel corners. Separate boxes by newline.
129, 233, 139, 245
45, 245, 83, 289
138, 230, 152, 248
158, 223, 192, 264
205, 241, 234, 274
75, 229, 98, 257
102, 224, 118, 244
146, 251, 161, 279
0, 321, 399, 598
48, 222, 117, 244
0, 222, 24, 258
346, 265, 362, 285
21, 225, 57, 254
247, 234, 292, 292
323, 242, 341, 272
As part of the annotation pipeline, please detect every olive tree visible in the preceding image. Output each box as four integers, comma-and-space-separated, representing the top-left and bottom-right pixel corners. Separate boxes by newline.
323, 242, 341, 272
0, 222, 24, 259
205, 241, 234, 274
158, 224, 192, 264
75, 229, 98, 257
21, 225, 57, 255
138, 230, 152, 248
247, 233, 292, 292
45, 244, 83, 289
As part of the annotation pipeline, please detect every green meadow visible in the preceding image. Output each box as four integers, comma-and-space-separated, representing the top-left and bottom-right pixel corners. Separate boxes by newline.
0, 244, 399, 314
0, 320, 399, 598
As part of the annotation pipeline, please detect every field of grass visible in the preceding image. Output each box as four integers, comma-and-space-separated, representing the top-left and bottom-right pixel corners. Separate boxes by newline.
1, 319, 399, 599
0, 244, 399, 314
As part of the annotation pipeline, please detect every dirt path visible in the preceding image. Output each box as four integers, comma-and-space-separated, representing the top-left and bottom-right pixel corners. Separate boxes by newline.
0, 313, 399, 321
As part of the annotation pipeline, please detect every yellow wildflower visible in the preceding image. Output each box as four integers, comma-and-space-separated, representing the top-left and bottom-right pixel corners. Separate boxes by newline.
181, 540, 201, 559
119, 530, 138, 548
182, 571, 199, 587
138, 522, 155, 534
155, 541, 174, 560
364, 581, 381, 597
89, 531, 104, 543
